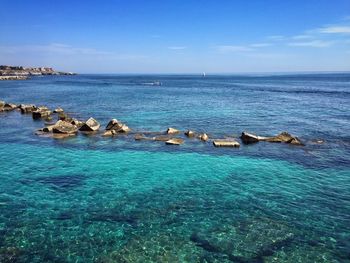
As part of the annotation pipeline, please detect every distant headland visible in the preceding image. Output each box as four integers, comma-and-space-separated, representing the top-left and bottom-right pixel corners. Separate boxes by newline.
0, 65, 76, 80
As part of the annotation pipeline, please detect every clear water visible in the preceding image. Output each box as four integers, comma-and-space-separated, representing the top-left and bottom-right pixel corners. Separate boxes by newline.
0, 74, 349, 262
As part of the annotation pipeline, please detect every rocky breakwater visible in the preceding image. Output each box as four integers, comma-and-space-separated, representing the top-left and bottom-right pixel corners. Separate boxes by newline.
1, 99, 314, 149
0, 65, 76, 80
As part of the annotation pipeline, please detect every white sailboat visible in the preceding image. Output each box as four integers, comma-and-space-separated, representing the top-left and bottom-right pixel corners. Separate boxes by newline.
202, 72, 206, 77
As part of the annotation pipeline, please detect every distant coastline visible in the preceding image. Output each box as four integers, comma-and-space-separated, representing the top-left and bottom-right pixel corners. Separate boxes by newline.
0, 65, 76, 80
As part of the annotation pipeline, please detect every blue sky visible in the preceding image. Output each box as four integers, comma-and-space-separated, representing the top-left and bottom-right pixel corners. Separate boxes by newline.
0, 0, 350, 73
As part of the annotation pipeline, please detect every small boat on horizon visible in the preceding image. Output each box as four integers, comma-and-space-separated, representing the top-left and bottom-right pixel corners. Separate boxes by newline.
202, 72, 206, 77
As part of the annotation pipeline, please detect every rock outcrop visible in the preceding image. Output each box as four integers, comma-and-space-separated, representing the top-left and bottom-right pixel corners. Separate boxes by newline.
79, 117, 100, 132
0, 76, 28, 80
0, 65, 76, 80
52, 120, 78, 134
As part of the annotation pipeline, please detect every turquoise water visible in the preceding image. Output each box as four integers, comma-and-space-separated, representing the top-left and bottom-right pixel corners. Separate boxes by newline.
0, 74, 350, 262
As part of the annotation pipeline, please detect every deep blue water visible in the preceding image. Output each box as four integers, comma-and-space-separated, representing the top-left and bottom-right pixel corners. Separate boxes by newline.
0, 74, 349, 262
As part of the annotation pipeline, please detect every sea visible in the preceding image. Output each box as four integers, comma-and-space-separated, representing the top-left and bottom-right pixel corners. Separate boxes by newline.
0, 74, 349, 262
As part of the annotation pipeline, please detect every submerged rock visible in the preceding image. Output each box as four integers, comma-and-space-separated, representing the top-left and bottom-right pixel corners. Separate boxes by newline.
154, 135, 173, 141
165, 138, 184, 145
52, 120, 78, 134
79, 117, 100, 132
213, 140, 240, 147
167, 127, 180, 134
199, 133, 209, 141
185, 130, 196, 137
134, 134, 146, 140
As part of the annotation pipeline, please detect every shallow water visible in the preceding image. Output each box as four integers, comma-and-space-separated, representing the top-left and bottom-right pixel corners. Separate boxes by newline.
0, 74, 349, 262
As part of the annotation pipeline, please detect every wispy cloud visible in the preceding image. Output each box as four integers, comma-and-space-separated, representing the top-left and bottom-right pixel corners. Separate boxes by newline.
288, 40, 333, 48
267, 35, 285, 41
216, 45, 255, 53
0, 43, 147, 60
292, 34, 313, 40
318, 26, 350, 34
168, 46, 187, 50
250, 43, 272, 47
0, 43, 113, 55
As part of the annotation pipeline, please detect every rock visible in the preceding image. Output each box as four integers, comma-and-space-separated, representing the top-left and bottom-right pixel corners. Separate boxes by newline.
119, 124, 131, 133
213, 140, 240, 147
19, 104, 36, 114
240, 131, 269, 144
102, 130, 117, 137
0, 76, 28, 80
105, 119, 131, 133
199, 133, 209, 141
79, 117, 100, 132
58, 112, 71, 121
106, 119, 122, 130
165, 138, 184, 145
167, 127, 180, 134
266, 132, 304, 145
185, 130, 196, 137
42, 125, 55, 133
52, 120, 78, 134
3, 103, 17, 111
53, 107, 64, 113
32, 107, 51, 120
70, 118, 84, 128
